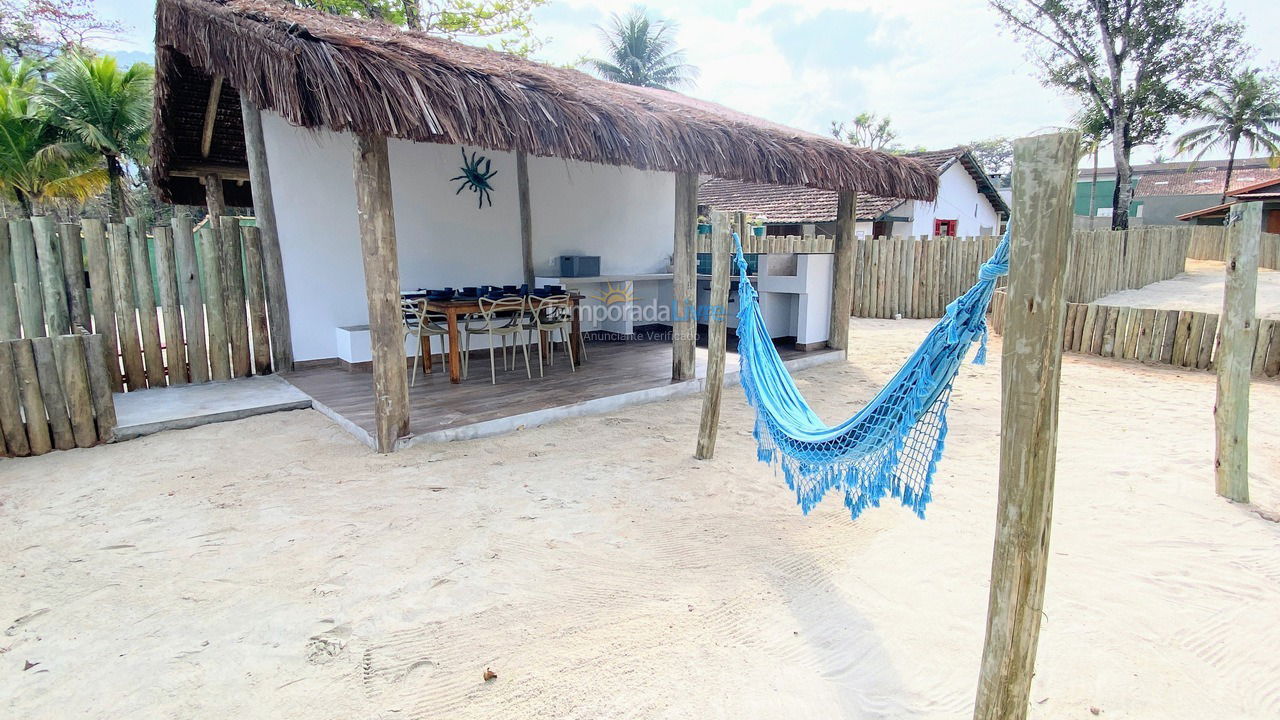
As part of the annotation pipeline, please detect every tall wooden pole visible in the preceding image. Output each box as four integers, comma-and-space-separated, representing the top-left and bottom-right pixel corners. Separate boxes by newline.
204, 172, 226, 220
241, 96, 294, 371
517, 151, 535, 288
672, 171, 698, 381
695, 212, 732, 460
1214, 201, 1261, 503
828, 190, 857, 353
353, 133, 409, 453
973, 131, 1079, 720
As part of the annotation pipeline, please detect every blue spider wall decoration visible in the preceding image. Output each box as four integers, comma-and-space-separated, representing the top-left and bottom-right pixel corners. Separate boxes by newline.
451, 148, 498, 208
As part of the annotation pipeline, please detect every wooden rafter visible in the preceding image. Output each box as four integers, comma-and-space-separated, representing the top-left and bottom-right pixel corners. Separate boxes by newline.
200, 74, 224, 159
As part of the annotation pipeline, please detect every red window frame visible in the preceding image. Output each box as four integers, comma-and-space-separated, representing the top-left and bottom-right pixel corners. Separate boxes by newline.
934, 219, 958, 237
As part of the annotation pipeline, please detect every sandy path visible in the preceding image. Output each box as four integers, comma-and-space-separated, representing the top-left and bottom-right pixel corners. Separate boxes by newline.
2, 319, 1278, 719
1094, 259, 1280, 318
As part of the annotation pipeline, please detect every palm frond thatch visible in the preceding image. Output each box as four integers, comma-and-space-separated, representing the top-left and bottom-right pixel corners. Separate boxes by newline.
151, 0, 938, 203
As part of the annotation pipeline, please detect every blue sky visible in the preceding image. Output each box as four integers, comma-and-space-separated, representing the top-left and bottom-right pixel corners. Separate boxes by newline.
94, 0, 1280, 163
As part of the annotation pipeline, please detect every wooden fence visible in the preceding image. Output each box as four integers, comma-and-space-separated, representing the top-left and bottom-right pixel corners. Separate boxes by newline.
989, 290, 1280, 379
1185, 225, 1280, 269
1, 215, 280, 393
0, 333, 117, 457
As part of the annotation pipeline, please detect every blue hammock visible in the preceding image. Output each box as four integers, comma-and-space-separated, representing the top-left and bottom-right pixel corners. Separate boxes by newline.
732, 226, 1010, 521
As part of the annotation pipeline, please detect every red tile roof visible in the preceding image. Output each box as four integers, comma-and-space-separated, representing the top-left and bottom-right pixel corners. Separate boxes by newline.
1136, 168, 1280, 197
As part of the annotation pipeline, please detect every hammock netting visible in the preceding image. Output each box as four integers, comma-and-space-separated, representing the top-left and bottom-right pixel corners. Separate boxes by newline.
732, 226, 1010, 521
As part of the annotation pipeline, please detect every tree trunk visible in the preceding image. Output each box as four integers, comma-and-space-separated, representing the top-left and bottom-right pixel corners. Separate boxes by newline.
401, 0, 421, 29
14, 189, 32, 218
1088, 147, 1099, 230
1221, 136, 1239, 205
106, 154, 126, 222
1109, 129, 1132, 230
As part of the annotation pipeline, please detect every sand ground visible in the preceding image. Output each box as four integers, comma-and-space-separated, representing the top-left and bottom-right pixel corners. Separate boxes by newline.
1094, 259, 1280, 318
2, 319, 1278, 720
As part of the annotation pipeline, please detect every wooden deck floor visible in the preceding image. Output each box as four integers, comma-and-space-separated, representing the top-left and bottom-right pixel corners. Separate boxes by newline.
282, 337, 826, 445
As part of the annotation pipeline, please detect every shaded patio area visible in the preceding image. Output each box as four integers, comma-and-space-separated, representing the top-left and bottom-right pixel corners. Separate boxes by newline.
282, 336, 839, 449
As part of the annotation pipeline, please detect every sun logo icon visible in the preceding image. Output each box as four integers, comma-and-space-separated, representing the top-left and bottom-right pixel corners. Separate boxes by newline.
591, 282, 636, 305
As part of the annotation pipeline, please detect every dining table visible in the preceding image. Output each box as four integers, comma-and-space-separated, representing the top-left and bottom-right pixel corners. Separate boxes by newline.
413, 294, 586, 384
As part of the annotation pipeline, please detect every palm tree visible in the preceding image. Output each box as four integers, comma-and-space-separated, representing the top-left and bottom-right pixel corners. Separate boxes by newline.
39, 52, 153, 220
1174, 69, 1280, 203
1075, 102, 1111, 229
0, 56, 106, 216
584, 7, 697, 91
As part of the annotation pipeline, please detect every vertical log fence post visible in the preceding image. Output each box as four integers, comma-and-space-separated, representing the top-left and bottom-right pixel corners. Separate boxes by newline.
1214, 201, 1261, 503
828, 190, 856, 352
973, 131, 1079, 720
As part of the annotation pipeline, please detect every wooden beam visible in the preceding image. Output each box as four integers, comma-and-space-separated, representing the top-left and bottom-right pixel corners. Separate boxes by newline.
204, 172, 226, 220
1214, 201, 1261, 503
695, 212, 732, 460
353, 133, 409, 453
170, 166, 251, 182
201, 74, 224, 159
672, 171, 698, 381
828, 190, 857, 352
241, 97, 294, 371
973, 131, 1079, 720
517, 151, 535, 288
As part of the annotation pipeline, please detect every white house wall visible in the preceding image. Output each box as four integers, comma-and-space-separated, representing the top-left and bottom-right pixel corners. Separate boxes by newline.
905, 162, 1000, 237
262, 112, 675, 361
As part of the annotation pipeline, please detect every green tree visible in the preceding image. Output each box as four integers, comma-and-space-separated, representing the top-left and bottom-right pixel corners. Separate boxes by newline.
831, 112, 897, 151
965, 136, 1014, 176
584, 7, 698, 90
1174, 69, 1280, 203
0, 54, 104, 215
0, 0, 122, 62
990, 0, 1246, 229
294, 0, 546, 56
1075, 101, 1110, 226
39, 52, 151, 220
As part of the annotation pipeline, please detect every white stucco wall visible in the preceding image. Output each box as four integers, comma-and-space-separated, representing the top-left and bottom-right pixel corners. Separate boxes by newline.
905, 162, 1001, 237
262, 113, 675, 361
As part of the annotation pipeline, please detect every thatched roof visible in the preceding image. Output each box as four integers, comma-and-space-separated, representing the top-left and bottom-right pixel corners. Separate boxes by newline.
152, 0, 938, 205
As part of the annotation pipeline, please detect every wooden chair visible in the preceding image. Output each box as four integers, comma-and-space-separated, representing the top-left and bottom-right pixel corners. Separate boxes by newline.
462, 296, 531, 384
402, 299, 449, 387
525, 294, 575, 376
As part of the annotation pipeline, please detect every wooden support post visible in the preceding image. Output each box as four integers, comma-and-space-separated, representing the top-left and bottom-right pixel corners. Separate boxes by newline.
241, 96, 294, 371
1214, 201, 1261, 504
672, 171, 698, 381
353, 133, 409, 453
695, 213, 732, 460
973, 131, 1079, 720
0, 223, 20, 339
517, 151, 535, 288
204, 172, 226, 220
829, 190, 857, 351
32, 217, 69, 336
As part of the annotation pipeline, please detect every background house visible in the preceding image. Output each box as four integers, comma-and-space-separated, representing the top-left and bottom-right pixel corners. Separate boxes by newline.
1176, 177, 1280, 231
1074, 157, 1280, 226
698, 148, 1007, 238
